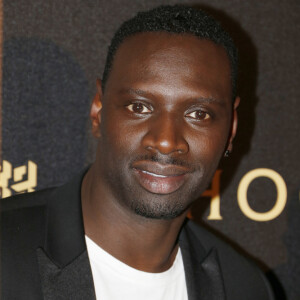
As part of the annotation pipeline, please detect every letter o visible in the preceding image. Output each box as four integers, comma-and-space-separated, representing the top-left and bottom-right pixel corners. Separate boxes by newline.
237, 168, 287, 221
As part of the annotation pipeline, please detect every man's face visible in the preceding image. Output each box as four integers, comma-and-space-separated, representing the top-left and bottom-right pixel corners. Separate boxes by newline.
94, 32, 238, 219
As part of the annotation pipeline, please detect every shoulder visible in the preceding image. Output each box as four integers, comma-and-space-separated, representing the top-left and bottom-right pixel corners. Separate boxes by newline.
1, 188, 58, 248
0, 189, 56, 299
1, 187, 55, 212
1, 188, 55, 240
183, 219, 275, 300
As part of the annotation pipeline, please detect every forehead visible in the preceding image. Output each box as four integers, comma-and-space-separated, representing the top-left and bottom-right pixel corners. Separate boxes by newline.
105, 32, 232, 101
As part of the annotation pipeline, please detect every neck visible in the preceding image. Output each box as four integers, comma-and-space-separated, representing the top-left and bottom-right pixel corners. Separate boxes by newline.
81, 165, 188, 273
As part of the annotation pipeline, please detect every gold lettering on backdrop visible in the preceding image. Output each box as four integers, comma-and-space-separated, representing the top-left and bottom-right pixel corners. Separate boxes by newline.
0, 160, 12, 198
237, 168, 287, 221
0, 160, 38, 198
204, 169, 223, 220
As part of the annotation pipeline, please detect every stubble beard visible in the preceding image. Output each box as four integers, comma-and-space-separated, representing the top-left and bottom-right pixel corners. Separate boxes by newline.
126, 172, 208, 220
100, 147, 215, 221
131, 194, 187, 220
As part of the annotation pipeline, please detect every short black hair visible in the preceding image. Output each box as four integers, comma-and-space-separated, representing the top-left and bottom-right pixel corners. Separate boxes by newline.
102, 5, 238, 99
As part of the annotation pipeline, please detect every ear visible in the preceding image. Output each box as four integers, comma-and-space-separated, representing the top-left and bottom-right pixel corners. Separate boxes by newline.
226, 96, 240, 154
90, 79, 103, 138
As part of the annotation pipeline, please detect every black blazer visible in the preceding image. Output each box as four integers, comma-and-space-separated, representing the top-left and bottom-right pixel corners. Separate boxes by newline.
1, 172, 274, 300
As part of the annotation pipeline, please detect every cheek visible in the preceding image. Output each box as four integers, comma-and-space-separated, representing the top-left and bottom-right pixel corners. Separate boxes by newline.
188, 126, 229, 162
100, 112, 145, 158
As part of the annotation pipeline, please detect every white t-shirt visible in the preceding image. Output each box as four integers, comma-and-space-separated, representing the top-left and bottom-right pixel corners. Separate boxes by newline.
85, 236, 188, 300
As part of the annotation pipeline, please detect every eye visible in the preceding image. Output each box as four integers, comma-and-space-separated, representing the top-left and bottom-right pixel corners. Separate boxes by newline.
186, 110, 210, 121
126, 103, 152, 114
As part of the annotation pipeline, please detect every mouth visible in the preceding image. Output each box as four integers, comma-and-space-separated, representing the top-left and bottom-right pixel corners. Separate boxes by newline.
132, 161, 191, 195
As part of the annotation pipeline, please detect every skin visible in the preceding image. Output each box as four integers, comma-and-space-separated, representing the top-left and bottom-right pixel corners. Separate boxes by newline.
82, 32, 240, 273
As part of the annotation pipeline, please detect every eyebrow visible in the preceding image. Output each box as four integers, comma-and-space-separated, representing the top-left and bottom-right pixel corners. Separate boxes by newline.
118, 88, 225, 105
192, 96, 224, 104
118, 88, 155, 98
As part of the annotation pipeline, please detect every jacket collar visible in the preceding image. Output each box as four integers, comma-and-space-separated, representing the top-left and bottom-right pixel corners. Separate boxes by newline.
44, 171, 87, 268
179, 220, 226, 300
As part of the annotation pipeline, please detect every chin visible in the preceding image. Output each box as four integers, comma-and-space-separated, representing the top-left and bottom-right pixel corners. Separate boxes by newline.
132, 201, 187, 220
128, 188, 197, 220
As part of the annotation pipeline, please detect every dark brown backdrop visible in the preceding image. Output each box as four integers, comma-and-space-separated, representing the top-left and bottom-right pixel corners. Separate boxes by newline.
1, 1, 299, 299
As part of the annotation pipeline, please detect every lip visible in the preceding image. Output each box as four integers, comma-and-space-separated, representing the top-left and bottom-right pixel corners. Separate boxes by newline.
132, 161, 190, 194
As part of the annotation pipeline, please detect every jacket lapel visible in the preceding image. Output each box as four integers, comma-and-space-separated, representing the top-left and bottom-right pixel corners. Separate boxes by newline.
179, 221, 226, 300
37, 248, 96, 300
37, 171, 96, 299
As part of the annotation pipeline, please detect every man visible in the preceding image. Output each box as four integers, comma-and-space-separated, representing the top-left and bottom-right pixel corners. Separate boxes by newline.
1, 5, 274, 300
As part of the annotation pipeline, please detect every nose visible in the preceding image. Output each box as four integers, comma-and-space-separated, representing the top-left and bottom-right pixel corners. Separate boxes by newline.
141, 113, 189, 155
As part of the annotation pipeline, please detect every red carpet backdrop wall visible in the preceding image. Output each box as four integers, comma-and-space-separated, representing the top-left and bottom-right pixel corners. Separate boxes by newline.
0, 1, 299, 299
